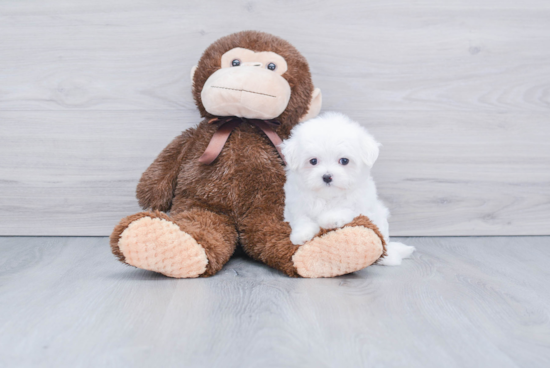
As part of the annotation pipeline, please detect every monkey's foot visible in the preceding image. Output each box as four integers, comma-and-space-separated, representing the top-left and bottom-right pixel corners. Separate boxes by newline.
111, 212, 208, 278
292, 217, 385, 278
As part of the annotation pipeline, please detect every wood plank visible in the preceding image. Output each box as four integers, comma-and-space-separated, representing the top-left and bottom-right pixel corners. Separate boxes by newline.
366, 111, 550, 236
0, 110, 199, 236
1, 0, 549, 235
1, 110, 549, 236
0, 236, 549, 367
0, 1, 548, 112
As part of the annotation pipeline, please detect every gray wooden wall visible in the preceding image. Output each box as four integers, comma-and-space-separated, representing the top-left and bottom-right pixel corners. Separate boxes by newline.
1, 0, 549, 236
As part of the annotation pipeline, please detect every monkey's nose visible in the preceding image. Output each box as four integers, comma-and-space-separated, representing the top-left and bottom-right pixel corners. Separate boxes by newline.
322, 174, 332, 184
241, 62, 263, 67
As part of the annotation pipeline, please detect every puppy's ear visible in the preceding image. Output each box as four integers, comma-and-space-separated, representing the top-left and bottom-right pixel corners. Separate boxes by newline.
359, 130, 381, 167
280, 137, 300, 170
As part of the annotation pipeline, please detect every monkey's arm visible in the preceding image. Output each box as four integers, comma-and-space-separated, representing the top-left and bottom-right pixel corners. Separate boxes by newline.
136, 129, 194, 212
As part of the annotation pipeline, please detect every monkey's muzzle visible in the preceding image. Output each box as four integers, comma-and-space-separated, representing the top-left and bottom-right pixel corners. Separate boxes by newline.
201, 67, 291, 120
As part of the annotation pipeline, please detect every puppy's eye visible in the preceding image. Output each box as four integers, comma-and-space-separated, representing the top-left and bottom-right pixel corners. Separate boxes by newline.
339, 158, 349, 165
309, 158, 318, 165
267, 62, 276, 71
231, 59, 241, 67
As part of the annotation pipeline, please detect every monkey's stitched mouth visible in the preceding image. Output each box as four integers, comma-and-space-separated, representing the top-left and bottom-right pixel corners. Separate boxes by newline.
211, 86, 276, 98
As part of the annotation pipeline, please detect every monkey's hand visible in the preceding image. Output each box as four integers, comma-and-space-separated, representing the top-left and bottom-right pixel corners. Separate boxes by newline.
136, 130, 192, 211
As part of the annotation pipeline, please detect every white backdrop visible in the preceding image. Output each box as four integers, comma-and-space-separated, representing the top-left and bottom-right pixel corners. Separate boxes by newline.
1, 0, 549, 235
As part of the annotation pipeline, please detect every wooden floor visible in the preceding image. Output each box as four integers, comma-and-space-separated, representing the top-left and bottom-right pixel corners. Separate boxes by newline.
1, 237, 549, 367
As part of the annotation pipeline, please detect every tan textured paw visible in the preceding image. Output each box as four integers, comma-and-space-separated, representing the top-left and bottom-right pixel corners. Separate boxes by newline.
118, 217, 208, 278
292, 226, 383, 278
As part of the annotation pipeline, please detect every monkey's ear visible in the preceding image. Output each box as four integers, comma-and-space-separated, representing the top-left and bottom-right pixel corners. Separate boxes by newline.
299, 88, 322, 123
190, 65, 197, 80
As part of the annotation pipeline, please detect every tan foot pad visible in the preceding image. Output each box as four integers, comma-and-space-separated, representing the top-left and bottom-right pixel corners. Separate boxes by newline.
118, 217, 208, 278
292, 226, 383, 278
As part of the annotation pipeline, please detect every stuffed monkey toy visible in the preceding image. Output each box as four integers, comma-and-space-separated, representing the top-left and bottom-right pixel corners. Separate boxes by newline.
110, 31, 386, 278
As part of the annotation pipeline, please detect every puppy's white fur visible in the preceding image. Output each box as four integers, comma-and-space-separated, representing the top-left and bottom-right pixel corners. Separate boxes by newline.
281, 112, 415, 266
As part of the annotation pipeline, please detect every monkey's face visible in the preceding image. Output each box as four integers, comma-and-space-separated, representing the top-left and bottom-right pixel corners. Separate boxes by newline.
192, 31, 322, 126
200, 47, 292, 120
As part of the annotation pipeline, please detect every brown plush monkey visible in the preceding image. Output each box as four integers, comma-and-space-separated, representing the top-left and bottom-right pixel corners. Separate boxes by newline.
110, 31, 386, 278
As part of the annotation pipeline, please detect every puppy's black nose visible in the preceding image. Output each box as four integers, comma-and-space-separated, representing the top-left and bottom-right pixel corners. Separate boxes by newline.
322, 174, 332, 184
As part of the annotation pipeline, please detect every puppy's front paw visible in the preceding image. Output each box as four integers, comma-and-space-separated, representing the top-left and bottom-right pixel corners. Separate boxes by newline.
290, 224, 320, 245
318, 210, 355, 229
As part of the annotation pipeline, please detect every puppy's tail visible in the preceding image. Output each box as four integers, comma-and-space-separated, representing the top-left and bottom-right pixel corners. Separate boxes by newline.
377, 242, 415, 266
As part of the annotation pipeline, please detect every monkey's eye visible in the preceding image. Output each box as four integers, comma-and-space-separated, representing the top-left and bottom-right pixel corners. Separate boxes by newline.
267, 62, 276, 71
339, 158, 349, 165
231, 59, 241, 67
309, 158, 318, 165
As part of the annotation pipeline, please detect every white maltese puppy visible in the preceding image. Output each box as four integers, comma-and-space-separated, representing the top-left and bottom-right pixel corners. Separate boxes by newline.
281, 112, 415, 266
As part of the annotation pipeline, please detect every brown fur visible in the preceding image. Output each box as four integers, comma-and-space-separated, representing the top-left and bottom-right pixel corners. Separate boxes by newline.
192, 30, 313, 138
111, 31, 384, 277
